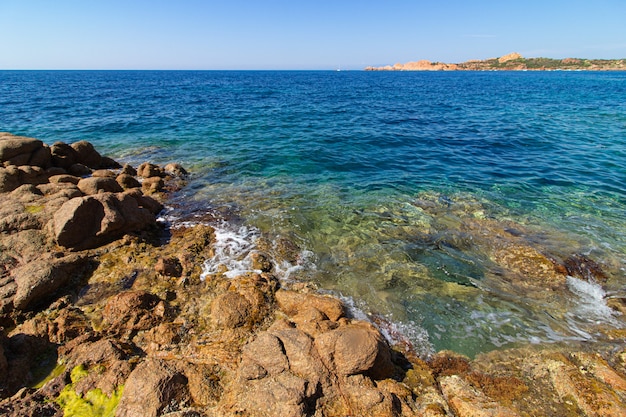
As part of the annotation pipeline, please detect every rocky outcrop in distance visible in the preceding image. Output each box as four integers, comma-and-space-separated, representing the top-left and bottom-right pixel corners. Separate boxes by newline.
1, 133, 626, 416
365, 52, 626, 71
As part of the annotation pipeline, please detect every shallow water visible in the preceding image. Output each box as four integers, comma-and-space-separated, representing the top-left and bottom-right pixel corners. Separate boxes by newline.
2, 70, 625, 356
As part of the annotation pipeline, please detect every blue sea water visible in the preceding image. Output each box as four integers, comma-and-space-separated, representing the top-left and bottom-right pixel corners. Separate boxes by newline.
2, 70, 625, 356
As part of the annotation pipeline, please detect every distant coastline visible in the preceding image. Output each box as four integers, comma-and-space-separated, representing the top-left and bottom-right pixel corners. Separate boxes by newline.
365, 52, 626, 71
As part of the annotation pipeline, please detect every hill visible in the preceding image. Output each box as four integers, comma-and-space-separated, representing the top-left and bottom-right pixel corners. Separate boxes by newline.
365, 52, 626, 71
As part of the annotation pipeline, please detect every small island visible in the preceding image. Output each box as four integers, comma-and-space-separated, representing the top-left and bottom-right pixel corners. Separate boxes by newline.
365, 52, 626, 71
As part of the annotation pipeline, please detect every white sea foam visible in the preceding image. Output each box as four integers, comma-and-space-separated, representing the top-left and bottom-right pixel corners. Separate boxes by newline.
566, 275, 620, 325
201, 223, 261, 279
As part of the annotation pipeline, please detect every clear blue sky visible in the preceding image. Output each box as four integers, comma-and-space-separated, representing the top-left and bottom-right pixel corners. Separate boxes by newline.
1, 0, 625, 70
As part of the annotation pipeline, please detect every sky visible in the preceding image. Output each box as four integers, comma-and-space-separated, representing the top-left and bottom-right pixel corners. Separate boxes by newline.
1, 0, 625, 70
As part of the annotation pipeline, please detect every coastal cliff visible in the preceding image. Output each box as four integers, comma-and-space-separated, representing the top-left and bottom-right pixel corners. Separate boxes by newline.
1, 133, 626, 416
365, 52, 626, 71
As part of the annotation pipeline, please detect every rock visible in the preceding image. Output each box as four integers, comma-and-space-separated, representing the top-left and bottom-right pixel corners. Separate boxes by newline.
315, 322, 394, 379
102, 290, 166, 334
275, 290, 345, 322
498, 52, 523, 63
115, 359, 190, 417
155, 257, 183, 278
121, 164, 137, 176
250, 251, 273, 272
77, 176, 123, 195
44, 167, 66, 177
241, 332, 289, 377
142, 176, 165, 194
1, 333, 57, 397
99, 156, 122, 169
137, 162, 165, 178
231, 372, 308, 417
0, 133, 43, 163
70, 140, 102, 169
439, 375, 521, 417
28, 145, 52, 168
269, 327, 324, 395
211, 292, 252, 329
164, 163, 188, 178
91, 169, 116, 178
116, 173, 141, 190
563, 254, 607, 282
126, 190, 164, 215
53, 192, 156, 250
0, 166, 21, 192
48, 174, 80, 185
68, 163, 91, 177
50, 142, 78, 170
11, 255, 89, 311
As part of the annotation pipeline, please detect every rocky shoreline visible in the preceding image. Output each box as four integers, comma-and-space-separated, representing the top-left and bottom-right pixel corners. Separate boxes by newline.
1, 132, 626, 416
365, 52, 626, 71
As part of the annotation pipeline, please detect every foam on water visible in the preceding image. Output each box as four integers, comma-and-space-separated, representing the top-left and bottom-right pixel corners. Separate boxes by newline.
566, 276, 621, 326
201, 223, 260, 279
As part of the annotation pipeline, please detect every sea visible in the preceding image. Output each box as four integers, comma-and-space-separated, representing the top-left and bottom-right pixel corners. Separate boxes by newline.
2, 70, 625, 357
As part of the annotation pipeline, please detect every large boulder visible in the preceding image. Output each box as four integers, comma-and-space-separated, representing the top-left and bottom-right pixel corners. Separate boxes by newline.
77, 177, 123, 195
70, 140, 102, 169
50, 142, 79, 170
11, 255, 89, 311
314, 321, 394, 379
0, 133, 43, 164
53, 192, 157, 250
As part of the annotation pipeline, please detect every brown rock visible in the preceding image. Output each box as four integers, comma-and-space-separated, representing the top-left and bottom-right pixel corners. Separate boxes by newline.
250, 251, 273, 272
116, 173, 141, 190
53, 192, 156, 250
439, 375, 521, 417
121, 164, 137, 176
0, 133, 43, 162
231, 372, 308, 417
50, 142, 79, 170
275, 290, 345, 322
270, 327, 325, 395
125, 190, 164, 215
91, 169, 116, 178
44, 167, 66, 177
211, 292, 252, 329
77, 176, 123, 195
70, 140, 102, 169
28, 145, 52, 168
64, 338, 133, 398
142, 176, 165, 194
99, 156, 122, 169
563, 254, 607, 282
48, 174, 80, 185
68, 163, 91, 177
17, 166, 47, 186
315, 321, 394, 379
11, 254, 89, 311
115, 359, 190, 417
164, 163, 188, 178
0, 166, 21, 192
137, 162, 165, 178
241, 332, 289, 376
102, 290, 165, 333
155, 257, 183, 278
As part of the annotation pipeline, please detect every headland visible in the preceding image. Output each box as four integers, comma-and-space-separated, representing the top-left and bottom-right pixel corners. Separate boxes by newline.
365, 52, 626, 71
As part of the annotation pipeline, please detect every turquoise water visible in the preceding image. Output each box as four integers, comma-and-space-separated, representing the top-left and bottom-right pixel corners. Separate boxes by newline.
2, 70, 625, 356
